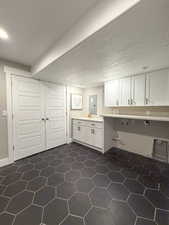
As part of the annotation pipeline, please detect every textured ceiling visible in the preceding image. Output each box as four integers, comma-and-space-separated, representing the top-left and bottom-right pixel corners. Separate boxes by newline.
34, 0, 169, 87
0, 0, 99, 66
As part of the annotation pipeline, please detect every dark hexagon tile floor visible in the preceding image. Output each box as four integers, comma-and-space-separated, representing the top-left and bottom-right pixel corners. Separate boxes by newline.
7, 191, 34, 214
92, 174, 111, 187
85, 207, 114, 225
14, 205, 42, 225
60, 215, 84, 225
124, 179, 145, 194
76, 178, 95, 193
156, 209, 169, 225
34, 186, 55, 206
110, 200, 136, 225
43, 198, 68, 225
128, 194, 155, 220
57, 182, 76, 199
69, 192, 91, 217
108, 183, 129, 201
89, 187, 112, 208
0, 143, 169, 225
0, 213, 14, 225
136, 218, 157, 225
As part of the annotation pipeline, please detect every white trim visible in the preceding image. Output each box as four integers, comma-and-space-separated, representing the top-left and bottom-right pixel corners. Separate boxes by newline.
67, 138, 72, 144
66, 86, 70, 144
5, 67, 32, 165
6, 71, 14, 164
4, 66, 32, 77
0, 158, 11, 168
72, 139, 104, 154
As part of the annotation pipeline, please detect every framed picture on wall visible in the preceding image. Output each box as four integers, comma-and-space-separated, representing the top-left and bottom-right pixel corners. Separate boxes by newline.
71, 94, 83, 110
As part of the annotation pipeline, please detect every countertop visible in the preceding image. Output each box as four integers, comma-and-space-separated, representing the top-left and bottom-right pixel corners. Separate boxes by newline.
72, 116, 103, 122
102, 114, 169, 122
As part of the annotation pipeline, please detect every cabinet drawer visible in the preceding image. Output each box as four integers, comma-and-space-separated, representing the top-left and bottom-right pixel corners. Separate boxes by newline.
87, 122, 103, 129
73, 119, 87, 126
73, 119, 103, 129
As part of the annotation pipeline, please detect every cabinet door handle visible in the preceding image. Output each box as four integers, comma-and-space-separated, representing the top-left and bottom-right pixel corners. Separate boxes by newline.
128, 99, 130, 105
131, 99, 136, 105
46, 118, 49, 120
78, 126, 80, 131
41, 118, 45, 121
91, 128, 95, 134
116, 100, 119, 106
145, 98, 149, 105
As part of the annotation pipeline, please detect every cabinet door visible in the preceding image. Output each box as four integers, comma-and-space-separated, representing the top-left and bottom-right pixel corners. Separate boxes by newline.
90, 128, 103, 149
132, 74, 146, 106
120, 77, 131, 106
146, 69, 169, 106
73, 125, 88, 143
104, 80, 120, 106
73, 124, 80, 141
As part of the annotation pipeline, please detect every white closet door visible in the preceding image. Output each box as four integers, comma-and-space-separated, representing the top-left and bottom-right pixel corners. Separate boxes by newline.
44, 82, 66, 149
12, 76, 45, 160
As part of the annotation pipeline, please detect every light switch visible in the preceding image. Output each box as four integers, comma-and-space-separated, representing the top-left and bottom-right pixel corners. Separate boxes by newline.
2, 110, 7, 117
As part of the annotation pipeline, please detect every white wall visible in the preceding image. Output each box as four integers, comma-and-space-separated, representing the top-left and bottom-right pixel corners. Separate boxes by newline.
83, 86, 112, 115
67, 86, 85, 142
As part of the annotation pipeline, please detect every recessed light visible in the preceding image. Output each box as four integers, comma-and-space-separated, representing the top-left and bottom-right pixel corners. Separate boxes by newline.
0, 28, 9, 40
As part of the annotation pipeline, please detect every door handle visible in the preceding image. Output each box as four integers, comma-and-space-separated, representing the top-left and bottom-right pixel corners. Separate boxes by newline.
116, 100, 119, 106
41, 118, 45, 121
46, 118, 49, 121
91, 129, 95, 134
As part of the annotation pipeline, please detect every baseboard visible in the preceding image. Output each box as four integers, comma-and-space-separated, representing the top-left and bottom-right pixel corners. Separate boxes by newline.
67, 138, 73, 144
72, 139, 104, 154
0, 157, 11, 168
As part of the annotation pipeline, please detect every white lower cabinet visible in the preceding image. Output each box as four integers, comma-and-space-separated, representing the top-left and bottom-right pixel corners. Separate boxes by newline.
73, 124, 88, 143
89, 127, 103, 149
72, 119, 104, 152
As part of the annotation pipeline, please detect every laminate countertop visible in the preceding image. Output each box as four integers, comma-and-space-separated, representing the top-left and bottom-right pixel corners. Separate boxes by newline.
102, 114, 169, 122
72, 117, 103, 122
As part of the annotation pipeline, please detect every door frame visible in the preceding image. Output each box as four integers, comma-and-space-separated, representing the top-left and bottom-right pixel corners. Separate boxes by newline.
4, 66, 32, 165
4, 66, 69, 166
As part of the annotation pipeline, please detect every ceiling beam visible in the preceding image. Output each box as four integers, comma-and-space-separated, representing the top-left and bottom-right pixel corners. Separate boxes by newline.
32, 0, 140, 75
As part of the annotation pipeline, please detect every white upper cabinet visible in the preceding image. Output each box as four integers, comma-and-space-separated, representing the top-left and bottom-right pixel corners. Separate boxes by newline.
104, 79, 120, 107
131, 74, 146, 106
146, 69, 169, 106
119, 77, 131, 106
104, 68, 169, 107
